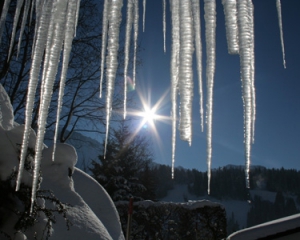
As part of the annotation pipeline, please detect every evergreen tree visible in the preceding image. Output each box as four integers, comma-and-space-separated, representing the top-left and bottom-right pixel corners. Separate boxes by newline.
90, 122, 153, 201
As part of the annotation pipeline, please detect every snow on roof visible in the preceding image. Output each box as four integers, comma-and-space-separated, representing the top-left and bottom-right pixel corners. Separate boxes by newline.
227, 213, 300, 240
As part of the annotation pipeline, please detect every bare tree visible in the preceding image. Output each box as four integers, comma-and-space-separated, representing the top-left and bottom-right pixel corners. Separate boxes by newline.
0, 0, 138, 143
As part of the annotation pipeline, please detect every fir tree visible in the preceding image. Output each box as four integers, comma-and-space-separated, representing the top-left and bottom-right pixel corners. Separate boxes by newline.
90, 122, 153, 201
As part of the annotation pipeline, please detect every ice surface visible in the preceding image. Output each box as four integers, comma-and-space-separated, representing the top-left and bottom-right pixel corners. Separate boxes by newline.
163, 0, 166, 52
237, 0, 254, 189
169, 0, 180, 179
143, 0, 146, 32
178, 0, 194, 145
123, 0, 134, 118
222, 0, 239, 54
17, 0, 31, 57
99, 0, 109, 98
31, 0, 69, 212
104, 0, 123, 158
132, 0, 139, 88
204, 0, 217, 195
192, 0, 204, 132
276, 0, 286, 68
0, 0, 12, 45
17, 0, 53, 192
53, 0, 79, 162
8, 0, 25, 59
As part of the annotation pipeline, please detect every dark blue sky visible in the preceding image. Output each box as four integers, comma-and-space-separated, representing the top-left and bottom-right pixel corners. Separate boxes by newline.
133, 0, 300, 171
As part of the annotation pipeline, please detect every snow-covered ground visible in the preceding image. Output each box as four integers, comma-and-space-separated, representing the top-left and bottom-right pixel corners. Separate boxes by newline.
0, 84, 124, 240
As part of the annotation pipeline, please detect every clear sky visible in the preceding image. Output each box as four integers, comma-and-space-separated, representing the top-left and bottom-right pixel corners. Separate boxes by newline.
132, 0, 300, 171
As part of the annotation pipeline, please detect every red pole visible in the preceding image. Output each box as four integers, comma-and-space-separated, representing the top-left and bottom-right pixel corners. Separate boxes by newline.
126, 198, 134, 240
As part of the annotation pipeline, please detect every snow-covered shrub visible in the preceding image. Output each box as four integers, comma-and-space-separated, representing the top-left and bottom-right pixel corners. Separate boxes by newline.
0, 146, 72, 239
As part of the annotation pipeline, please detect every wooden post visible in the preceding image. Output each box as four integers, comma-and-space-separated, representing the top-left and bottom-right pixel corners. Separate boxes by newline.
126, 198, 134, 240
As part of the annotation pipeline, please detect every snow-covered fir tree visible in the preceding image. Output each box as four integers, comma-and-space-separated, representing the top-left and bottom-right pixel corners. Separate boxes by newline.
90, 121, 154, 201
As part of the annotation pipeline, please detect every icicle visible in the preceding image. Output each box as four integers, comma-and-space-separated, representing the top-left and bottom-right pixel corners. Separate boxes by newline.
248, 0, 256, 144
74, 0, 81, 36
222, 0, 239, 54
204, 0, 216, 195
237, 0, 253, 189
28, 0, 35, 26
132, 0, 139, 88
143, 0, 146, 32
53, 0, 78, 162
30, 0, 68, 213
17, 0, 31, 58
276, 0, 286, 68
104, 0, 123, 158
99, 0, 109, 98
123, 0, 134, 119
0, 0, 11, 46
169, 0, 180, 179
16, 0, 54, 192
191, 0, 204, 132
163, 0, 166, 52
178, 0, 194, 145
8, 0, 25, 60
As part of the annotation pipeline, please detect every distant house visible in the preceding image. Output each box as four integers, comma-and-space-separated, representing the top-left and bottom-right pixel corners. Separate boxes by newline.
227, 213, 300, 240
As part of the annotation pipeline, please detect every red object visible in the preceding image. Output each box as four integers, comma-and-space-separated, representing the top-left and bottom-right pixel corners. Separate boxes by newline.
128, 198, 134, 215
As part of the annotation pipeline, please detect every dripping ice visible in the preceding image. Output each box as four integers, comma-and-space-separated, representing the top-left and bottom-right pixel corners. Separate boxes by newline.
276, 0, 286, 68
1, 0, 289, 199
204, 0, 217, 195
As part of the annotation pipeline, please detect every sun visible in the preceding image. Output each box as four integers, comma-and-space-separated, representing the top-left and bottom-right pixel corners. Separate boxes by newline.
141, 106, 157, 126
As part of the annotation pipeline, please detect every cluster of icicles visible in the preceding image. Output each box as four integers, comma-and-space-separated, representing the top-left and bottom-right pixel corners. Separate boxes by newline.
0, 0, 286, 211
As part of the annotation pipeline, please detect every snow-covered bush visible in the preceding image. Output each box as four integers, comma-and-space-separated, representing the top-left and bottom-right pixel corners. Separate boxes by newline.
0, 84, 125, 239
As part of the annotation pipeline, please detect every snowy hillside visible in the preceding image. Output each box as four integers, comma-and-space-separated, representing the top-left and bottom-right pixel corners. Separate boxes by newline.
160, 183, 299, 231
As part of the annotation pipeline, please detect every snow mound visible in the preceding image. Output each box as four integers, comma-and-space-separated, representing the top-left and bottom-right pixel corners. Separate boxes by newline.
0, 84, 124, 239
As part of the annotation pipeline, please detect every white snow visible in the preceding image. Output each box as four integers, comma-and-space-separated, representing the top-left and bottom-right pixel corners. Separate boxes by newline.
0, 84, 14, 131
0, 86, 124, 240
227, 213, 300, 240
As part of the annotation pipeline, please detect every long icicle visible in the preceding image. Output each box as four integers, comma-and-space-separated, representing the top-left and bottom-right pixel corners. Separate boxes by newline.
8, 0, 25, 60
204, 0, 216, 195
237, 0, 253, 189
53, 0, 78, 162
162, 0, 166, 52
123, 0, 134, 119
104, 0, 123, 158
191, 0, 204, 132
178, 0, 194, 145
0, 0, 12, 46
132, 0, 139, 89
169, 0, 180, 179
143, 0, 146, 32
248, 0, 256, 144
276, 0, 286, 68
99, 0, 109, 98
31, 0, 68, 213
17, 0, 31, 58
222, 0, 239, 54
16, 0, 53, 192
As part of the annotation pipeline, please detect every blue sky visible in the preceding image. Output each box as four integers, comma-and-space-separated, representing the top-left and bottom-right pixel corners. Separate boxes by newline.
132, 0, 300, 171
